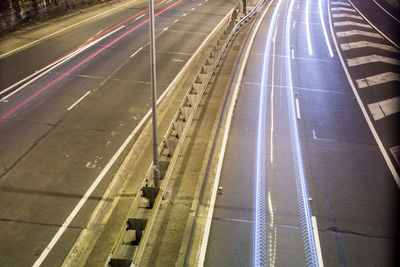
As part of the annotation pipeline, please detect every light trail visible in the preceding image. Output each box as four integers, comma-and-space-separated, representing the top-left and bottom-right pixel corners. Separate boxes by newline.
318, 0, 334, 57
254, 0, 283, 265
285, 0, 320, 265
0, 0, 183, 124
305, 0, 313, 55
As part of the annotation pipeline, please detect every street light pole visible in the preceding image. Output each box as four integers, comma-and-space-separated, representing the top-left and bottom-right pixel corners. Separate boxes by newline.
149, 0, 160, 188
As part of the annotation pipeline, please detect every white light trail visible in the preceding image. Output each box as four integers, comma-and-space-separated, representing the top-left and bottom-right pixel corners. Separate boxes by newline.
319, 0, 334, 57
306, 0, 313, 55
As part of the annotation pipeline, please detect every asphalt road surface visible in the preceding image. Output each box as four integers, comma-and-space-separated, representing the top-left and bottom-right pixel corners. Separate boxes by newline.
205, 0, 399, 266
0, 0, 235, 265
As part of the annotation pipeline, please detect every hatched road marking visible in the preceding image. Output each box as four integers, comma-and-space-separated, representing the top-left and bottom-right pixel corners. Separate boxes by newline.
347, 54, 400, 67
368, 96, 400, 120
336, 29, 383, 39
334, 21, 371, 28
340, 41, 400, 53
356, 72, 400, 88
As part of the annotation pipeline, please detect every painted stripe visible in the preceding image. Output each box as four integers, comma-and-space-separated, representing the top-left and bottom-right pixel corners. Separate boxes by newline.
333, 21, 371, 28
67, 91, 91, 111
312, 216, 324, 267
336, 29, 383, 39
295, 98, 301, 119
318, 0, 334, 57
331, 2, 351, 6
332, 13, 363, 20
134, 14, 146, 21
340, 41, 399, 53
347, 54, 400, 66
367, 96, 400, 120
130, 46, 144, 58
331, 7, 355, 12
356, 72, 400, 88
306, 0, 313, 55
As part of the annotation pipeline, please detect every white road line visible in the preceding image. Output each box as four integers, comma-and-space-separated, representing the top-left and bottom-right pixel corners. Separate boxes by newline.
183, 13, 187, 16
331, 7, 355, 12
356, 72, 400, 88
373, 0, 400, 24
130, 46, 144, 58
333, 21, 372, 28
367, 96, 400, 120
295, 97, 301, 119
318, 0, 334, 57
163, 27, 169, 31
0, 0, 136, 59
329, 0, 400, 187
312, 216, 324, 267
331, 1, 351, 6
349, 0, 400, 50
291, 48, 295, 59
340, 40, 399, 53
332, 13, 363, 20
191, 7, 195, 11
174, 19, 179, 23
134, 14, 146, 21
293, 21, 296, 29
306, 0, 313, 55
67, 91, 91, 111
198, 3, 202, 6
336, 29, 383, 39
1, 26, 125, 101
347, 54, 400, 67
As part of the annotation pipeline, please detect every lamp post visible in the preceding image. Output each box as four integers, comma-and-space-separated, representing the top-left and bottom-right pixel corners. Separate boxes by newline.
149, 0, 160, 188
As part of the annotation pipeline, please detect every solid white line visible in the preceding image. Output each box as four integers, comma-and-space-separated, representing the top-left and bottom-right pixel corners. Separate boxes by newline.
197, 1, 275, 265
306, 0, 313, 55
347, 54, 400, 67
130, 46, 144, 58
1, 26, 125, 101
328, 0, 400, 187
33, 7, 235, 267
134, 14, 146, 21
67, 91, 91, 111
312, 216, 325, 267
0, 0, 136, 59
340, 40, 399, 53
373, 0, 400, 24
349, 0, 400, 50
319, 0, 334, 57
295, 97, 301, 119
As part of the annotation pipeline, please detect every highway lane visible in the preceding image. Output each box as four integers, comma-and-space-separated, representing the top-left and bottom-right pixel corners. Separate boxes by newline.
0, 0, 235, 265
204, 0, 399, 266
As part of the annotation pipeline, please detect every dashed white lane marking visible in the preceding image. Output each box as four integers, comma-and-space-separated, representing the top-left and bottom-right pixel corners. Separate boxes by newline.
336, 29, 383, 39
67, 91, 91, 111
356, 72, 400, 88
347, 54, 400, 66
295, 98, 301, 119
134, 14, 146, 21
191, 7, 195, 11
163, 27, 169, 31
312, 216, 325, 267
332, 13, 363, 20
331, 1, 351, 6
291, 48, 295, 59
130, 46, 143, 58
334, 21, 372, 28
331, 7, 356, 12
172, 58, 184, 62
198, 3, 202, 6
368, 96, 400, 120
183, 13, 187, 16
174, 19, 179, 23
340, 41, 400, 53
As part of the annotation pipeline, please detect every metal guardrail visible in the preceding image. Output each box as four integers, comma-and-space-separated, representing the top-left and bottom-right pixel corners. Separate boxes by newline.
106, 2, 266, 266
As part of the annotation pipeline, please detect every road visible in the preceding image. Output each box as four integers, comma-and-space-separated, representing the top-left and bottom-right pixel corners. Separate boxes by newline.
204, 0, 399, 266
0, 0, 235, 265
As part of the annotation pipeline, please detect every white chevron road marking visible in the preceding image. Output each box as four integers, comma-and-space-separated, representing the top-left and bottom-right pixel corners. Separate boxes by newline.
340, 41, 399, 53
334, 21, 371, 28
356, 72, 400, 88
336, 29, 383, 39
368, 96, 400, 120
347, 54, 400, 66
332, 13, 363, 20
